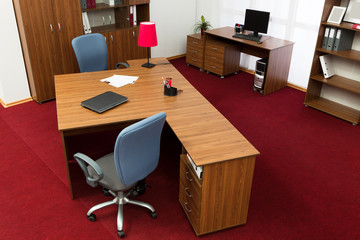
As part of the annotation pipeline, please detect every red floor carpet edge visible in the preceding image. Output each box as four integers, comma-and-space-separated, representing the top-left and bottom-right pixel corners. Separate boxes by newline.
0, 57, 359, 239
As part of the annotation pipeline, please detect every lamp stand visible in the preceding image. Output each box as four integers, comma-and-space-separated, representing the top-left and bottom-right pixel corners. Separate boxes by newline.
142, 47, 155, 68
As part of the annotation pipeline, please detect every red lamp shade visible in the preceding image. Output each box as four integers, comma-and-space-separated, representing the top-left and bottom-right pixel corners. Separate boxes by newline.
138, 22, 158, 47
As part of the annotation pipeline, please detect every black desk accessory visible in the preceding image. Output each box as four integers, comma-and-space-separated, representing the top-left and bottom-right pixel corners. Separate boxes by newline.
81, 91, 128, 113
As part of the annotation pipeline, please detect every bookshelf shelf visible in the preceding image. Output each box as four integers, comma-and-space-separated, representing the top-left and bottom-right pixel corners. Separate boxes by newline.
316, 48, 360, 62
305, 98, 360, 125
81, 3, 127, 12
311, 74, 360, 94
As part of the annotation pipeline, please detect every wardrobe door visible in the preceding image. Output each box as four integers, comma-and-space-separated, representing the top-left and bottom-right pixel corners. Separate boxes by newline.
128, 27, 147, 60
53, 0, 83, 74
16, 0, 58, 102
108, 29, 131, 69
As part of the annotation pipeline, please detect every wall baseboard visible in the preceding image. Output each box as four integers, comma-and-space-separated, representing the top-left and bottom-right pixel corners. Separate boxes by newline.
167, 54, 186, 60
0, 97, 33, 108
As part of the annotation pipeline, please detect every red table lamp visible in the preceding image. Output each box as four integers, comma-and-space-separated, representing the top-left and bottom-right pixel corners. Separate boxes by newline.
138, 21, 158, 68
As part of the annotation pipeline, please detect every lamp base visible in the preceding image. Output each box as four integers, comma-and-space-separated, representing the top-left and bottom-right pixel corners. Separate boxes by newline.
141, 62, 156, 68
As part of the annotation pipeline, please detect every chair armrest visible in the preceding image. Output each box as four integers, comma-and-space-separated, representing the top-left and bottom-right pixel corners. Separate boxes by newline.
74, 153, 103, 187
116, 62, 130, 69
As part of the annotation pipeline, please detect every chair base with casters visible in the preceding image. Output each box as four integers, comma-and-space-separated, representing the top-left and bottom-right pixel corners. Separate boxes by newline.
87, 188, 157, 238
73, 112, 167, 238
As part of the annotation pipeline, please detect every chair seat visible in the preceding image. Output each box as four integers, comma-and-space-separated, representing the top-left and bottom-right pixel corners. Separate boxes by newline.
87, 153, 135, 192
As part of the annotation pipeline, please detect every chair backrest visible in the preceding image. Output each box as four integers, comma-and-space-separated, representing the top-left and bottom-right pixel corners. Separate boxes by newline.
114, 112, 167, 186
72, 33, 108, 72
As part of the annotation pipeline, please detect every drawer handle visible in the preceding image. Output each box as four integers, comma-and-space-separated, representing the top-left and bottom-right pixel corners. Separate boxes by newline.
192, 41, 199, 45
211, 66, 217, 69
191, 59, 198, 62
211, 47, 218, 51
192, 50, 198, 53
211, 57, 217, 60
184, 202, 192, 213
185, 188, 192, 198
185, 171, 193, 182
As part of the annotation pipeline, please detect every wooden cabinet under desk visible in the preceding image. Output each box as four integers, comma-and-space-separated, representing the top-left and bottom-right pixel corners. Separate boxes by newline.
204, 39, 240, 78
179, 150, 256, 236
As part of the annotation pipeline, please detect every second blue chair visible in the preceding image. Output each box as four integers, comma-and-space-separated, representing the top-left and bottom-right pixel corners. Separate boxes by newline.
72, 33, 129, 72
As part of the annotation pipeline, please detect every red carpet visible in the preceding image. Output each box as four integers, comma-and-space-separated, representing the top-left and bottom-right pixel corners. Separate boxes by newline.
0, 57, 359, 239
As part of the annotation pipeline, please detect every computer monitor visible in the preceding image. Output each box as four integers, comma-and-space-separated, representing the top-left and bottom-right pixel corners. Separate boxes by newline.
244, 9, 270, 37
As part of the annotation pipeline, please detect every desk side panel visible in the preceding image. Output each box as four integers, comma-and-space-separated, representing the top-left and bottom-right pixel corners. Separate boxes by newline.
199, 155, 256, 234
264, 44, 294, 95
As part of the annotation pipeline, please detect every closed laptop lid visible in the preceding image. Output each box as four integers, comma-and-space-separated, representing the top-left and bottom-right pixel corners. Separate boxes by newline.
81, 91, 128, 113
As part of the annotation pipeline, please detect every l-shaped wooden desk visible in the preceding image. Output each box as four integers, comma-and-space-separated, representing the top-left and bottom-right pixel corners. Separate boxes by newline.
55, 58, 259, 235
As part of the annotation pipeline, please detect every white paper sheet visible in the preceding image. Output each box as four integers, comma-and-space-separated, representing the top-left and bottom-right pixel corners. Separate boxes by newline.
100, 75, 139, 88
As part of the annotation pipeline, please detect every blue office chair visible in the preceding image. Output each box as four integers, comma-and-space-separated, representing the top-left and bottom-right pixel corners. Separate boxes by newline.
72, 33, 129, 72
74, 112, 166, 238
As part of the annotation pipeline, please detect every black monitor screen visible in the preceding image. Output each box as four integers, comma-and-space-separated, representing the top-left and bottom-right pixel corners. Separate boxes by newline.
244, 9, 270, 37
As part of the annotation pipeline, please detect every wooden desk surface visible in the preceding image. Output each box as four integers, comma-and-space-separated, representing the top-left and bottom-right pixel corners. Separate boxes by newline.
55, 58, 259, 166
205, 26, 294, 50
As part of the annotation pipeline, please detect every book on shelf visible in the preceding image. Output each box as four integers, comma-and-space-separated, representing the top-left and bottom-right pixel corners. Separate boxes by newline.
322, 27, 330, 49
333, 29, 355, 51
82, 12, 92, 34
319, 54, 335, 79
327, 27, 337, 50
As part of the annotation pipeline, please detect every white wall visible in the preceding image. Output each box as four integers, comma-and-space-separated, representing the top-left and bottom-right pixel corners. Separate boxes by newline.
150, 0, 196, 58
0, 0, 30, 105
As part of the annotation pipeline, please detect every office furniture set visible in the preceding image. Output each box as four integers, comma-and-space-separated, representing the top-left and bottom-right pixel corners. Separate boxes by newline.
55, 58, 260, 236
186, 27, 294, 96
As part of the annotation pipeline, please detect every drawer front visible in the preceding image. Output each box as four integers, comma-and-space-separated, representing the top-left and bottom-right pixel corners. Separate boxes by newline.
204, 53, 223, 63
179, 182, 200, 230
187, 36, 204, 49
205, 42, 225, 56
187, 44, 204, 58
179, 155, 202, 232
179, 155, 201, 198
204, 60, 224, 76
186, 55, 203, 68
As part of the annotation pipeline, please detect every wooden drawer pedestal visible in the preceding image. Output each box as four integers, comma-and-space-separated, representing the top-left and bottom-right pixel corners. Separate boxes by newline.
186, 34, 205, 70
179, 151, 256, 236
204, 40, 240, 78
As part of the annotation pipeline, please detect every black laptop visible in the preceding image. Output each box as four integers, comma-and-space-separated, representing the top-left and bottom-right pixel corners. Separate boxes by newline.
81, 91, 128, 114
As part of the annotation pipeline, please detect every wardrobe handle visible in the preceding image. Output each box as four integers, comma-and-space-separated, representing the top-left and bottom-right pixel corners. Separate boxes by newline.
133, 31, 135, 37
58, 23, 61, 32
50, 24, 53, 33
111, 35, 114, 42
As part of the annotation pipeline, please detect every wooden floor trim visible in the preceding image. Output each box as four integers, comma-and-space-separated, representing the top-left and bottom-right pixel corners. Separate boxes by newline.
0, 97, 33, 108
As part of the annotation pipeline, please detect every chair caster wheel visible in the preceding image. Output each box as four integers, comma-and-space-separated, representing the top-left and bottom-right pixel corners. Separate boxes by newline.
88, 213, 96, 222
102, 188, 111, 196
118, 230, 125, 238
150, 211, 157, 219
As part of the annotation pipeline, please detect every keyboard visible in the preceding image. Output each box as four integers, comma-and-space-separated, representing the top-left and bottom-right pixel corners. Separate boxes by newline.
232, 34, 261, 42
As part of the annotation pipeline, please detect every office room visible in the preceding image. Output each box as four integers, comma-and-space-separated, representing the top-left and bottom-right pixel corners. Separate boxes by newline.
1, 0, 359, 239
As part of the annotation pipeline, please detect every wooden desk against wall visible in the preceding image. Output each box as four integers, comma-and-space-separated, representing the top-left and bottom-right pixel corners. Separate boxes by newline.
186, 27, 294, 96
55, 58, 259, 235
